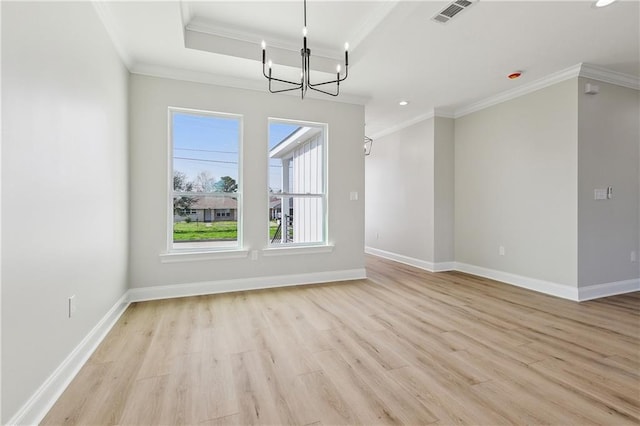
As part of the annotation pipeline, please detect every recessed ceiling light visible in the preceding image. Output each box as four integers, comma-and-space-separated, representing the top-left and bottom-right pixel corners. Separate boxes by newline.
507, 71, 523, 80
595, 0, 617, 7
399, 100, 409, 106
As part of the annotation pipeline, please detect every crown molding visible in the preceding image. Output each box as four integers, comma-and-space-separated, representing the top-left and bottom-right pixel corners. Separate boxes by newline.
369, 111, 435, 140
369, 108, 454, 140
347, 0, 401, 51
130, 63, 369, 105
579, 63, 640, 90
454, 64, 583, 118
91, 0, 132, 69
454, 63, 639, 118
369, 62, 638, 139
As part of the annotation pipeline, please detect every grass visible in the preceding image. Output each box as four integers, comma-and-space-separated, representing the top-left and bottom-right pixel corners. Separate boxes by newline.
173, 220, 280, 241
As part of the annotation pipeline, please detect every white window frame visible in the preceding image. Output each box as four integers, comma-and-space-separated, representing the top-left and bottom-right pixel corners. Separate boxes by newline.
166, 107, 243, 255
266, 118, 328, 249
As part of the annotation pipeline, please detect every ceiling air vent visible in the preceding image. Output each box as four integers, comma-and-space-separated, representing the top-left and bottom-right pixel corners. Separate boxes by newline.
432, 0, 476, 24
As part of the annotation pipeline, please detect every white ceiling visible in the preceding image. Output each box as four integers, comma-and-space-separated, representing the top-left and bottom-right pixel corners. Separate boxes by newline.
98, 0, 640, 137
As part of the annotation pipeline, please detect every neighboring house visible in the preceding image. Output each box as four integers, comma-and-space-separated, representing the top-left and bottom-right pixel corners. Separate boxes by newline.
269, 126, 323, 243
269, 197, 283, 220
174, 195, 237, 223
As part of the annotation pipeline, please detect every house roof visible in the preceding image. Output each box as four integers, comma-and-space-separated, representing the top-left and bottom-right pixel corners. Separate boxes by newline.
269, 126, 322, 160
191, 196, 237, 210
269, 197, 281, 209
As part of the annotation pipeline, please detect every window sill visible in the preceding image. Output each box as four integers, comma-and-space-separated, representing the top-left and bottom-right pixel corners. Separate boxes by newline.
159, 249, 249, 263
262, 244, 334, 257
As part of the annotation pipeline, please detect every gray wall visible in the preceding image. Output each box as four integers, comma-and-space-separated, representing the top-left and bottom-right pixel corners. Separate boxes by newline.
365, 117, 455, 266
366, 76, 639, 292
129, 75, 365, 288
365, 119, 435, 262
455, 79, 579, 287
577, 78, 640, 286
1, 2, 129, 422
434, 117, 455, 263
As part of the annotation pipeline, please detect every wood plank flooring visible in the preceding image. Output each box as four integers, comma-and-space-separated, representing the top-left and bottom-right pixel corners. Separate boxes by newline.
42, 256, 640, 425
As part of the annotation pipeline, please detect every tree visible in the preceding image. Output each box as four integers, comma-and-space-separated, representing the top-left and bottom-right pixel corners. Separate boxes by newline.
214, 176, 238, 193
194, 171, 217, 193
173, 171, 196, 216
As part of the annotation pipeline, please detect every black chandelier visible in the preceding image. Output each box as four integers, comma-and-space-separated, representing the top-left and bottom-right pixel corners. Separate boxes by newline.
261, 0, 349, 99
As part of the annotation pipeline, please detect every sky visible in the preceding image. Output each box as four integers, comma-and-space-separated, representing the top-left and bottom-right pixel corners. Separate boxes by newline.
173, 112, 239, 185
172, 112, 299, 192
269, 122, 299, 191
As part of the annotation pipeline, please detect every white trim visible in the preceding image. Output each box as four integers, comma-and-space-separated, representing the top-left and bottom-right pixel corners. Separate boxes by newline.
6, 293, 130, 426
130, 66, 369, 106
454, 64, 583, 118
432, 261, 457, 272
372, 63, 639, 140
454, 262, 579, 301
369, 111, 436, 140
91, 1, 133, 68
369, 109, 455, 140
365, 249, 582, 301
128, 268, 367, 303
159, 249, 249, 263
578, 278, 640, 301
263, 244, 334, 256
346, 0, 402, 52
364, 246, 455, 273
580, 63, 640, 91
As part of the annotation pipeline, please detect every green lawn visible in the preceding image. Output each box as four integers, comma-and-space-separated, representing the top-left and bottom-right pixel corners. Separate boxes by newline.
173, 221, 280, 241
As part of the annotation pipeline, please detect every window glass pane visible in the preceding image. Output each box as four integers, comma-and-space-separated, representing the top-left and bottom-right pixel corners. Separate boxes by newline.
172, 111, 240, 250
269, 195, 323, 244
173, 194, 238, 249
268, 120, 325, 246
268, 123, 299, 193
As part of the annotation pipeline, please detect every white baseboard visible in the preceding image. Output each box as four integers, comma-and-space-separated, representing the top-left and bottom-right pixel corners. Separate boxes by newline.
128, 268, 367, 302
8, 260, 635, 426
578, 278, 640, 301
7, 268, 366, 425
7, 293, 130, 426
454, 262, 579, 301
364, 246, 455, 273
366, 248, 640, 302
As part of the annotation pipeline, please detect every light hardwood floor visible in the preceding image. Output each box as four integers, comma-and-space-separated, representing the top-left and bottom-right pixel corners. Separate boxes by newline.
43, 256, 640, 425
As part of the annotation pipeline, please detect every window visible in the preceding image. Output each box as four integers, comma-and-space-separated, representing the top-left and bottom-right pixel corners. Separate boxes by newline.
170, 108, 241, 251
268, 119, 327, 246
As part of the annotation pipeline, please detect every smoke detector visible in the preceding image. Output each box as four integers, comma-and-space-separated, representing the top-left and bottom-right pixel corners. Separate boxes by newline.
432, 0, 477, 24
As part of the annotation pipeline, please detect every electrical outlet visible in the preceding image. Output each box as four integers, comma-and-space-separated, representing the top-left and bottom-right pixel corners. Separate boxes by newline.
499, 246, 506, 256
632, 251, 637, 263
251, 250, 258, 261
68, 295, 76, 318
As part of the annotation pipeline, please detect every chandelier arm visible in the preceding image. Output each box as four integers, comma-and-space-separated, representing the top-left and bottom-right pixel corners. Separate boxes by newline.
309, 85, 340, 97
263, 63, 301, 87
269, 77, 303, 93
306, 55, 348, 88
269, 85, 304, 94
339, 65, 348, 82
308, 79, 340, 87
269, 76, 304, 86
